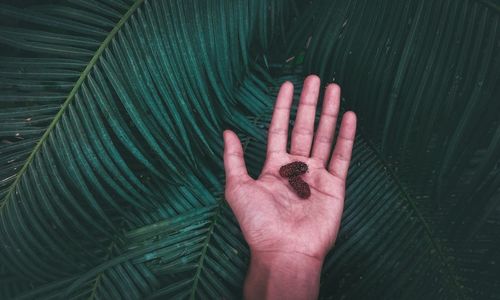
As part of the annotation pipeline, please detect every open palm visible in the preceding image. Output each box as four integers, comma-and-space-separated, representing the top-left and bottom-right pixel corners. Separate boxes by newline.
223, 75, 357, 261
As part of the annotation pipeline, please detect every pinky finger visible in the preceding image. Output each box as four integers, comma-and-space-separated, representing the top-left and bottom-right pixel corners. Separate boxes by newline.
329, 111, 357, 181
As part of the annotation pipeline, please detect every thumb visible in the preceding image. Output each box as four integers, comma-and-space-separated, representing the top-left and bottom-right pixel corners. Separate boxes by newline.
223, 130, 250, 185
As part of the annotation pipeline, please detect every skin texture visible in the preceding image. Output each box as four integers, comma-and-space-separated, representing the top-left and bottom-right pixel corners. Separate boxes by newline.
223, 75, 357, 300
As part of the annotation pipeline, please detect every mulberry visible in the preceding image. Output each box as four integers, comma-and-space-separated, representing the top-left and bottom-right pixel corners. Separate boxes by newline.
279, 161, 311, 199
288, 176, 311, 199
279, 161, 308, 178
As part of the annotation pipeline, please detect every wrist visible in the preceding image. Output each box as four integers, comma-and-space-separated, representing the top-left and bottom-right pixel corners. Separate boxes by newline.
244, 250, 323, 300
250, 249, 324, 272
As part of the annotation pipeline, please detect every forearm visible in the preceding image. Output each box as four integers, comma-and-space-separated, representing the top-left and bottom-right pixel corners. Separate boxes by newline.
244, 250, 323, 300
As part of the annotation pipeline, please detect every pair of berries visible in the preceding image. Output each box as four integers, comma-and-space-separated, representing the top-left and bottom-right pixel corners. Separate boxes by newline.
279, 161, 311, 199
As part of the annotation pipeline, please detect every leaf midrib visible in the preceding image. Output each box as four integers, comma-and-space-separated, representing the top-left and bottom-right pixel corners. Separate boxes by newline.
359, 126, 466, 299
189, 203, 222, 300
0, 0, 145, 211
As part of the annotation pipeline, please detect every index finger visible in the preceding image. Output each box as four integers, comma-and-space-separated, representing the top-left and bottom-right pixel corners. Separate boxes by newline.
267, 81, 294, 155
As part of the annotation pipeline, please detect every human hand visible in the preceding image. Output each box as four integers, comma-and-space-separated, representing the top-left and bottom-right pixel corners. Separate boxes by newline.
223, 75, 356, 263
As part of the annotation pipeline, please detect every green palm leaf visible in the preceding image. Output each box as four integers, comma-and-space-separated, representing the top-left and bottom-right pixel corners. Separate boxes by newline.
284, 0, 500, 298
1, 0, 499, 299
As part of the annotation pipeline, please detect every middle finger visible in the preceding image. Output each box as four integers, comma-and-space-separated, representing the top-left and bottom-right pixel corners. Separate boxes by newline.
290, 75, 321, 156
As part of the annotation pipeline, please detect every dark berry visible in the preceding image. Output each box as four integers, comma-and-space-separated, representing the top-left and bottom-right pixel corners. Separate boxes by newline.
279, 161, 308, 178
288, 176, 311, 199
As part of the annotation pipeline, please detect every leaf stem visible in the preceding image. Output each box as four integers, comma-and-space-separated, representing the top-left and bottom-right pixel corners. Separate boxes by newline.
189, 203, 222, 300
0, 0, 145, 212
88, 239, 118, 300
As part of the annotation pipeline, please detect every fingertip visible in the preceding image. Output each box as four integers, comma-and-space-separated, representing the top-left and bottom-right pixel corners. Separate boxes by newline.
306, 74, 321, 84
223, 130, 230, 142
282, 80, 294, 90
326, 83, 341, 94
226, 128, 241, 137
339, 112, 357, 140
223, 130, 240, 148
305, 75, 321, 92
324, 84, 341, 108
276, 81, 295, 106
343, 111, 357, 123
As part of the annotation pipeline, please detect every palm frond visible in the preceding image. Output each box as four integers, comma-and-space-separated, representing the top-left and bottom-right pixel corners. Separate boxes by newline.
1, 0, 499, 299
286, 0, 500, 298
0, 0, 288, 294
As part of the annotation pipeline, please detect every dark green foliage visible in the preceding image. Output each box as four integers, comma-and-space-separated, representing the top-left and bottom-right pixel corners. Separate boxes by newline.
285, 0, 500, 297
0, 0, 499, 299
